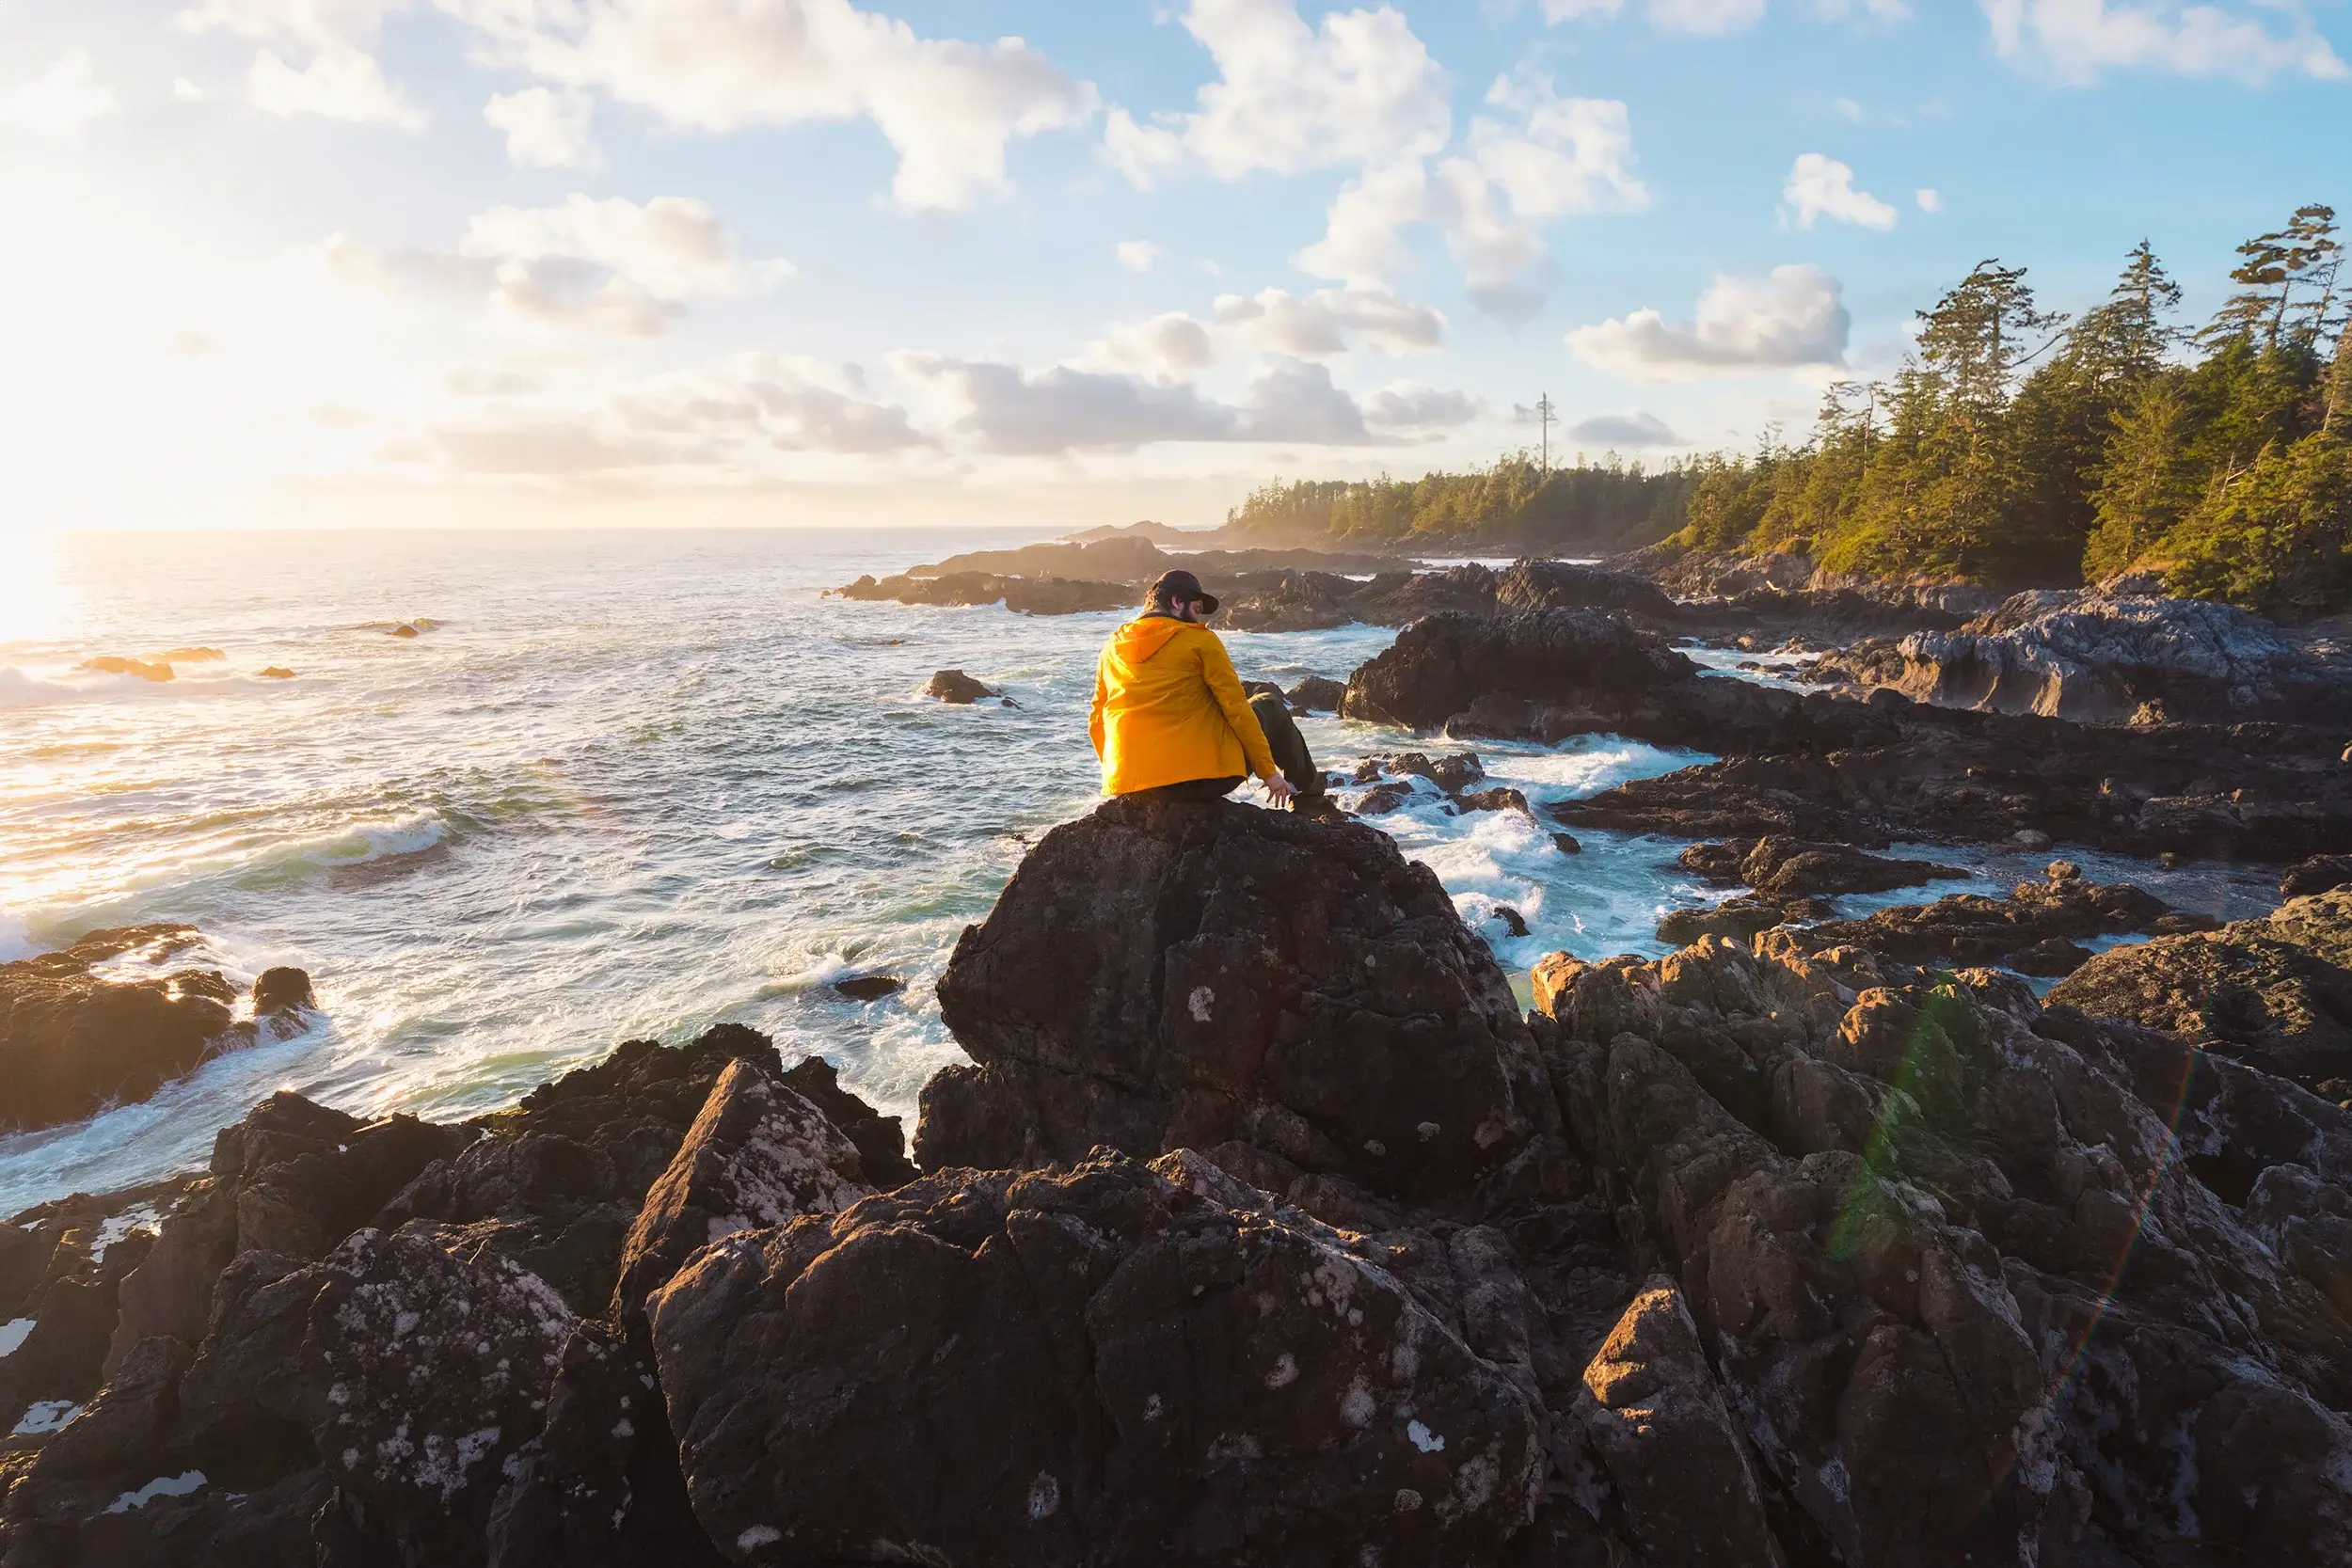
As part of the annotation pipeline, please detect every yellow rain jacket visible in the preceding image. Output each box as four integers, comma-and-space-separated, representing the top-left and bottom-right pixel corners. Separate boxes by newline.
1089, 615, 1278, 796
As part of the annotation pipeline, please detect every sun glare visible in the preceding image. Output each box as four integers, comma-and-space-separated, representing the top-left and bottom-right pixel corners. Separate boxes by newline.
0, 531, 78, 646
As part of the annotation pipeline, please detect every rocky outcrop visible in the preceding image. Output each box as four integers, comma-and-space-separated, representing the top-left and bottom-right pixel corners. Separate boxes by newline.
842, 571, 1134, 616
2047, 888, 2352, 1099
1775, 862, 2216, 975
649, 1153, 1549, 1566
2284, 854, 2352, 899
1678, 836, 1970, 898
1549, 709, 2352, 863
0, 927, 317, 1134
1283, 673, 1346, 711
1341, 610, 1701, 734
609, 1058, 872, 1321
0, 1024, 904, 1568
1818, 589, 2352, 725
921, 668, 998, 704
918, 798, 1552, 1204
1534, 935, 2352, 1565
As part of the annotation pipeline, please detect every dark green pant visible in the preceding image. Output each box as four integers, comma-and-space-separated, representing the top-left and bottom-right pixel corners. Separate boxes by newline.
1124, 696, 1322, 808
1248, 693, 1324, 804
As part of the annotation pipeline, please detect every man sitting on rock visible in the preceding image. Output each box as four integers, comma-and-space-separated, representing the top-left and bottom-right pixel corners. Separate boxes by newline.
1089, 568, 1323, 809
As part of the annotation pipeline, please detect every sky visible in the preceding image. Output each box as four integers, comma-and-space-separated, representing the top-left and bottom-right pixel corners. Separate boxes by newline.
1, 0, 2347, 532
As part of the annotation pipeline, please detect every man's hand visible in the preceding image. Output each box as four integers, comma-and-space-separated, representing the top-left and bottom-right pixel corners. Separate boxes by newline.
1262, 773, 1296, 808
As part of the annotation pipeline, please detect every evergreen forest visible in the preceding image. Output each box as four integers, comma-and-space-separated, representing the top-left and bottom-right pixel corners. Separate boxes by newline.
1224, 206, 2352, 620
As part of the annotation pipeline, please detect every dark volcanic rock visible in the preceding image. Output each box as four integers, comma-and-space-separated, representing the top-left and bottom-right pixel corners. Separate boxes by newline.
1679, 836, 1971, 899
1342, 610, 1697, 733
1219, 570, 1362, 632
0, 926, 239, 1133
922, 668, 997, 704
830, 973, 904, 1002
250, 967, 315, 1016
1549, 710, 2352, 863
304, 1224, 578, 1568
610, 1057, 872, 1322
377, 1025, 794, 1313
1818, 589, 2352, 725
1533, 936, 2352, 1565
2283, 853, 2352, 899
648, 1152, 1548, 1567
1283, 674, 1346, 711
1655, 894, 1831, 947
1779, 864, 2209, 975
918, 797, 1552, 1204
2047, 889, 2352, 1096
1568, 1278, 1784, 1567
106, 1092, 470, 1373
1493, 561, 1674, 620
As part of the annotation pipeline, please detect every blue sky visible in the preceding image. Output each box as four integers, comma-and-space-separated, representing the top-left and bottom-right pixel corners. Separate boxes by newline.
2, 0, 2347, 530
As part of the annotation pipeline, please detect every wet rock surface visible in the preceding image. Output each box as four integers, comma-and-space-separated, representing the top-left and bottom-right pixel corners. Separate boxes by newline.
0, 927, 317, 1135
921, 668, 997, 704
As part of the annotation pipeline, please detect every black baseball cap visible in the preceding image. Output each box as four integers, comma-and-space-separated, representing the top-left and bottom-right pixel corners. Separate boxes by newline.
1147, 569, 1218, 614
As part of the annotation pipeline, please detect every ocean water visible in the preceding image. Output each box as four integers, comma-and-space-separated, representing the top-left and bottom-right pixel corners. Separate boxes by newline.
0, 528, 2278, 1213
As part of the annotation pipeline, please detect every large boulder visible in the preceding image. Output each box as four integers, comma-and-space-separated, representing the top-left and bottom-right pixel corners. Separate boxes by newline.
1340, 610, 1699, 733
917, 798, 1552, 1204
2047, 888, 2352, 1099
1493, 561, 1674, 620
0, 927, 311, 1133
1820, 590, 2352, 725
647, 1153, 1548, 1567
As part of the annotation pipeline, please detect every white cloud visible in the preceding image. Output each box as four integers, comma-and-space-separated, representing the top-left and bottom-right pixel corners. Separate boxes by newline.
444, 0, 1096, 211
1980, 0, 2348, 84
327, 195, 789, 336
1545, 0, 1767, 35
1085, 285, 1442, 374
1781, 152, 1898, 230
1089, 312, 1220, 376
1212, 287, 1446, 356
1114, 239, 1164, 274
424, 354, 928, 475
1101, 0, 1451, 186
1296, 76, 1645, 319
1566, 409, 1685, 446
460, 196, 787, 300
174, 77, 207, 102
896, 351, 1470, 453
179, 0, 413, 48
1915, 186, 1943, 213
0, 51, 119, 144
1568, 264, 1851, 382
485, 87, 598, 168
250, 46, 427, 129
1363, 382, 1484, 428
1548, 0, 1913, 31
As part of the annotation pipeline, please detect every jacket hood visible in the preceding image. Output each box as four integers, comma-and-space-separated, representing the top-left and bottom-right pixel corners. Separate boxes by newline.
1106, 614, 1198, 669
